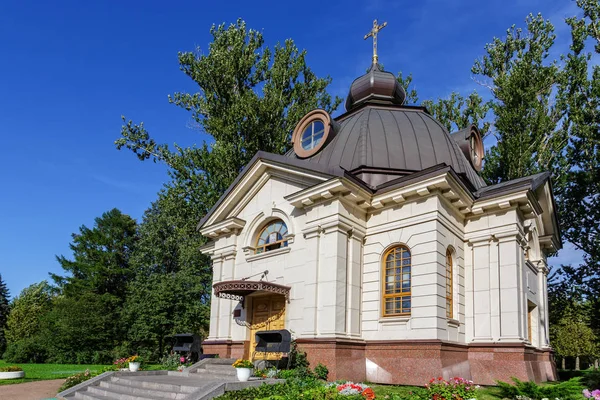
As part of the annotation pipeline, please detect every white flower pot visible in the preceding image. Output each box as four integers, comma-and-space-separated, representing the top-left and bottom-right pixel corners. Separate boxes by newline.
0, 371, 25, 380
129, 362, 140, 372
236, 367, 252, 382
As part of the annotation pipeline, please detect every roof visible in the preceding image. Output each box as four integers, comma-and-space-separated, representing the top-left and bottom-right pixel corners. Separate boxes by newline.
288, 103, 486, 190
476, 171, 550, 199
197, 151, 364, 229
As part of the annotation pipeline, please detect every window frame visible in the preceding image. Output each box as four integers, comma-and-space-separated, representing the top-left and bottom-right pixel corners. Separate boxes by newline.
292, 109, 332, 158
381, 245, 412, 317
446, 248, 453, 319
254, 220, 289, 254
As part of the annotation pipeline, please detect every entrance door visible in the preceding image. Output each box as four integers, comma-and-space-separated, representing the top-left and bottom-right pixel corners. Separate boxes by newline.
249, 295, 286, 360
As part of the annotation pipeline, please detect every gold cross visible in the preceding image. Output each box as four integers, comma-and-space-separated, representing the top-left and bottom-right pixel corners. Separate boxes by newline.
364, 19, 387, 64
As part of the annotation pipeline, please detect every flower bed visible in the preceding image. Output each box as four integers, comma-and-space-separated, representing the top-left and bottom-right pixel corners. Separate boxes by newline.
0, 366, 25, 380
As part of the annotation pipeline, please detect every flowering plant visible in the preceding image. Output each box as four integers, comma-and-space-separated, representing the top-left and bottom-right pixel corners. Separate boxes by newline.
113, 357, 129, 369
426, 377, 480, 400
329, 381, 375, 399
232, 359, 254, 369
127, 355, 140, 363
584, 389, 600, 400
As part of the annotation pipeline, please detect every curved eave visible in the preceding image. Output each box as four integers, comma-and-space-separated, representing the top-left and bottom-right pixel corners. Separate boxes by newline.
213, 280, 291, 303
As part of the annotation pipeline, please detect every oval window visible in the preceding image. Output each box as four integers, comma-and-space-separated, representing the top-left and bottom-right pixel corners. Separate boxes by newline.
292, 109, 332, 158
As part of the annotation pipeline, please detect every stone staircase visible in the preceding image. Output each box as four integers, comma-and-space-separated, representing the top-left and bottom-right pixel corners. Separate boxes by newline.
58, 358, 284, 400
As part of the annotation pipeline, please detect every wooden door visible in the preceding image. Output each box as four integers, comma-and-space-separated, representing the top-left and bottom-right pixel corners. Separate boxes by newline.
249, 295, 286, 360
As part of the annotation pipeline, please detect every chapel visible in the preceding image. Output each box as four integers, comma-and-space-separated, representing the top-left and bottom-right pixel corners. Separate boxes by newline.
197, 20, 561, 385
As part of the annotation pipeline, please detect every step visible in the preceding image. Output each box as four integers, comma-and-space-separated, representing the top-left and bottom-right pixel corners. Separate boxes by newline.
193, 370, 238, 379
110, 376, 199, 394
72, 391, 114, 400
195, 369, 236, 378
97, 381, 186, 400
202, 358, 236, 365
201, 365, 236, 374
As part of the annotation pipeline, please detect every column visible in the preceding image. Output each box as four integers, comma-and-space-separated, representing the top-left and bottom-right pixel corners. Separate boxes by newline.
471, 238, 492, 341
537, 260, 550, 347
497, 233, 524, 341
346, 228, 365, 338
317, 219, 351, 337
301, 225, 321, 337
217, 250, 236, 340
207, 255, 223, 340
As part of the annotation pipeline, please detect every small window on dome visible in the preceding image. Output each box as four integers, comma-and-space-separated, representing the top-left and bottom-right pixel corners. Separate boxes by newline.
255, 220, 288, 254
292, 109, 332, 158
301, 120, 325, 150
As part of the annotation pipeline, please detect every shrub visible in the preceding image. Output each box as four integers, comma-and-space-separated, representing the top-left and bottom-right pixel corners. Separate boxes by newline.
426, 377, 479, 400
0, 366, 23, 372
160, 352, 181, 370
289, 340, 309, 370
58, 369, 92, 392
3, 338, 47, 363
583, 370, 600, 391
314, 363, 329, 380
496, 377, 583, 400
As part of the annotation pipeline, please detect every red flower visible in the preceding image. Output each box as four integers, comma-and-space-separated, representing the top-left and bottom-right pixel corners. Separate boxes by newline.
362, 388, 376, 399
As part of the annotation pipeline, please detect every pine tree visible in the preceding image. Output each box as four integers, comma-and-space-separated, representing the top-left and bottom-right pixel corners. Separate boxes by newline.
0, 274, 10, 355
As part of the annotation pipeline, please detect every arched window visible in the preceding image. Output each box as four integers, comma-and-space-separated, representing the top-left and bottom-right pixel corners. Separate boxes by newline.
446, 248, 453, 319
382, 245, 411, 317
255, 220, 288, 254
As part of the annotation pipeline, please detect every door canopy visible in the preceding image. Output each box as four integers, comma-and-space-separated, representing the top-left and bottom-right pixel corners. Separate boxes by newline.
213, 280, 291, 303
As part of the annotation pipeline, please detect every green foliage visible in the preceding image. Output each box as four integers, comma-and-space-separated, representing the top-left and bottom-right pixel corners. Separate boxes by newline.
159, 352, 182, 371
582, 370, 600, 391
425, 377, 480, 400
0, 274, 9, 355
51, 208, 138, 300
3, 336, 47, 363
551, 310, 598, 362
58, 369, 92, 392
288, 341, 309, 370
214, 378, 341, 400
42, 292, 123, 364
116, 19, 341, 218
123, 195, 211, 359
496, 377, 583, 400
395, 74, 490, 136
313, 362, 329, 380
4, 281, 52, 347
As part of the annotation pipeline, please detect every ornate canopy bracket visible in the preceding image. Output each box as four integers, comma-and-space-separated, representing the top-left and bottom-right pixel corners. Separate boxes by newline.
213, 280, 291, 308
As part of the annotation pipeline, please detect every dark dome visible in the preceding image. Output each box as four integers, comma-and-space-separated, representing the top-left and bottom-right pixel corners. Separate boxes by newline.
345, 63, 406, 110
289, 104, 486, 190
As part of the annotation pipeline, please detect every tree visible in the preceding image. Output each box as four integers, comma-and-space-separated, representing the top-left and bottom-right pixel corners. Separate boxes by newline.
558, 0, 600, 296
551, 305, 598, 370
4, 281, 52, 344
3, 281, 53, 362
42, 292, 123, 364
0, 274, 10, 355
472, 13, 568, 186
51, 208, 138, 300
116, 19, 341, 217
123, 193, 212, 358
396, 72, 491, 136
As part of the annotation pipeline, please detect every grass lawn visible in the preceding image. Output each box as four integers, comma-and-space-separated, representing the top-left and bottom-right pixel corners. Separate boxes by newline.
0, 360, 162, 385
0, 360, 109, 386
370, 384, 504, 400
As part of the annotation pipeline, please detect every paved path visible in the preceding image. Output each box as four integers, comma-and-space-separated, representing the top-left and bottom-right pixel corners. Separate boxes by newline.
0, 379, 64, 400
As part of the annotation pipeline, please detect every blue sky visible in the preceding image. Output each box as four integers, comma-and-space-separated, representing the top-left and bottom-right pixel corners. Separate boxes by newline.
0, 0, 584, 298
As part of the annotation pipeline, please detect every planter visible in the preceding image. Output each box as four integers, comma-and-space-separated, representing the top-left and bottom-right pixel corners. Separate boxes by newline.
0, 371, 25, 380
236, 367, 252, 382
128, 362, 141, 372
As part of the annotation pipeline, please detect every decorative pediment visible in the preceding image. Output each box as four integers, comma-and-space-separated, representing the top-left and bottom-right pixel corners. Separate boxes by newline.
198, 155, 330, 234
